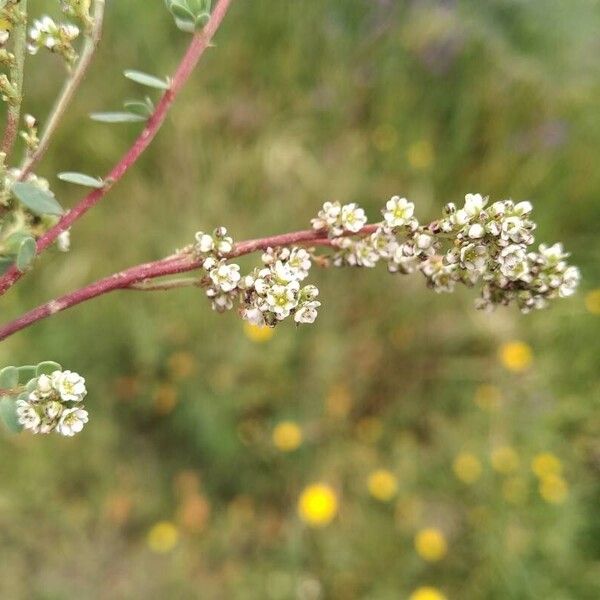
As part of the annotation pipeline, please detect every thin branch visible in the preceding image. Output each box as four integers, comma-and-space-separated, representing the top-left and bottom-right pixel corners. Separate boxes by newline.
1, 0, 28, 158
128, 276, 206, 291
0, 0, 234, 296
19, 0, 106, 179
0, 224, 381, 341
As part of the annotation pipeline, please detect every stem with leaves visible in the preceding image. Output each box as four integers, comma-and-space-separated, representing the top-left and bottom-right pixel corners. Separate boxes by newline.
1, 0, 28, 158
19, 0, 106, 178
0, 0, 233, 296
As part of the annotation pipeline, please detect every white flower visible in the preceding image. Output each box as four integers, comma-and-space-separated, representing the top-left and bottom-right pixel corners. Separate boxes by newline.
463, 193, 486, 217
195, 232, 214, 253
16, 400, 41, 432
36, 374, 54, 398
451, 209, 470, 227
514, 201, 533, 215
539, 242, 566, 265
459, 243, 488, 272
312, 201, 342, 232
209, 263, 241, 292
52, 369, 87, 402
341, 203, 367, 233
266, 283, 298, 318
467, 223, 485, 239
56, 407, 89, 437
501, 216, 530, 244
287, 248, 312, 280
559, 266, 580, 297
498, 244, 529, 280
294, 301, 321, 324
383, 196, 414, 228
241, 307, 265, 326
44, 400, 63, 420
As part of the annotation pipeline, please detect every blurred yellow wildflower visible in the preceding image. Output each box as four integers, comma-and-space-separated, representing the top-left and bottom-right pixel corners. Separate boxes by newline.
531, 452, 562, 479
414, 527, 447, 562
272, 421, 303, 452
147, 521, 179, 553
154, 383, 178, 415
243, 322, 274, 342
499, 341, 533, 372
453, 452, 482, 484
491, 446, 520, 474
473, 384, 502, 411
325, 384, 352, 418
409, 586, 447, 600
539, 473, 568, 504
167, 351, 196, 379
367, 469, 398, 502
584, 288, 600, 314
502, 477, 528, 505
298, 483, 338, 527
407, 140, 434, 170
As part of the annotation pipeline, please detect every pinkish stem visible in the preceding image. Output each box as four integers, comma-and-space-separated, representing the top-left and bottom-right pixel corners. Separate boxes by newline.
0, 0, 233, 296
0, 224, 381, 341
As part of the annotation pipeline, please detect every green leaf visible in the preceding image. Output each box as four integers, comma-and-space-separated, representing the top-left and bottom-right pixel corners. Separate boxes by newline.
16, 236, 36, 272
90, 111, 147, 123
36, 361, 62, 377
12, 182, 64, 216
25, 378, 38, 393
17, 366, 36, 384
0, 366, 18, 390
58, 172, 104, 188
0, 257, 13, 275
195, 12, 210, 28
0, 396, 23, 433
123, 99, 154, 118
123, 70, 170, 90
168, 2, 195, 21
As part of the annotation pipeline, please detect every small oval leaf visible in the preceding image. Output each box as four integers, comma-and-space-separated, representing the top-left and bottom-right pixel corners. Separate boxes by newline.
17, 365, 37, 384
123, 69, 170, 90
0, 395, 23, 433
36, 361, 62, 377
58, 172, 104, 188
16, 236, 36, 272
12, 182, 64, 216
0, 366, 18, 390
123, 100, 153, 117
90, 111, 147, 123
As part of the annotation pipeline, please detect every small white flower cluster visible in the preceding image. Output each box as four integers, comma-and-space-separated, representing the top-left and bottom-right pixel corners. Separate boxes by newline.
16, 370, 88, 436
194, 229, 321, 327
311, 193, 579, 313
28, 16, 79, 65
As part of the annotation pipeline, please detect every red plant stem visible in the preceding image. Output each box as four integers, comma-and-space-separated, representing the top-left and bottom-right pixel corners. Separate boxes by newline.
0, 0, 233, 297
0, 224, 380, 341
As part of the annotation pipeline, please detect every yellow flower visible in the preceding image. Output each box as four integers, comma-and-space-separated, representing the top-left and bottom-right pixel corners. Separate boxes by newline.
367, 469, 398, 502
272, 421, 303, 452
409, 587, 447, 600
298, 483, 339, 527
584, 288, 600, 314
473, 384, 502, 411
243, 322, 274, 343
491, 446, 520, 474
414, 528, 447, 562
147, 521, 179, 553
499, 341, 533, 372
531, 452, 562, 479
453, 452, 482, 484
502, 477, 528, 505
539, 473, 568, 504
407, 140, 434, 170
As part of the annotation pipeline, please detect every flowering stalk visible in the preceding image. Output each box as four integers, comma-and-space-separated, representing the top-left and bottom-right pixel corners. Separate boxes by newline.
1, 0, 27, 157
19, 0, 106, 179
0, 0, 233, 296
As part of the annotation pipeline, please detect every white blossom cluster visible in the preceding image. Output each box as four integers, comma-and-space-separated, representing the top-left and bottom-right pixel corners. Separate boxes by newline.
311, 193, 579, 313
194, 229, 321, 327
16, 370, 88, 436
28, 16, 79, 65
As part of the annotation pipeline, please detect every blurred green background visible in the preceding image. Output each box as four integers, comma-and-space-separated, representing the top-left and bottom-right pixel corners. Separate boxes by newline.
1, 0, 599, 598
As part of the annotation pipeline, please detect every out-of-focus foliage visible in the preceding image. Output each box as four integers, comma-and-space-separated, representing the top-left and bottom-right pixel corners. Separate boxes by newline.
0, 1, 599, 597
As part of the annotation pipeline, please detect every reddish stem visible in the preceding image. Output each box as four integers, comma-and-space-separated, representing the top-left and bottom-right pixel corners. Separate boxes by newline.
0, 0, 233, 296
0, 224, 380, 341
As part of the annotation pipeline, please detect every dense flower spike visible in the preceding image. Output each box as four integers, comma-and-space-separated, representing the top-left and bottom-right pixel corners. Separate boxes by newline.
16, 369, 88, 436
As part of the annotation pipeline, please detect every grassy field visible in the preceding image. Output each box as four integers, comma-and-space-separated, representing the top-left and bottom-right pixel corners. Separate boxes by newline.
0, 1, 599, 598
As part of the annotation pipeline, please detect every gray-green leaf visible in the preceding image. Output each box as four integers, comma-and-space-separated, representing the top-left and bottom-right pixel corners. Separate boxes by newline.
0, 396, 23, 433
12, 182, 64, 216
123, 100, 154, 118
16, 236, 36, 272
0, 366, 18, 390
124, 70, 170, 90
36, 361, 62, 377
17, 366, 37, 384
90, 112, 147, 123
58, 172, 105, 188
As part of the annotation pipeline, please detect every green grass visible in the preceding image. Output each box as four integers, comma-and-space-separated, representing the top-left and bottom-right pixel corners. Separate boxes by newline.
0, 1, 599, 598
